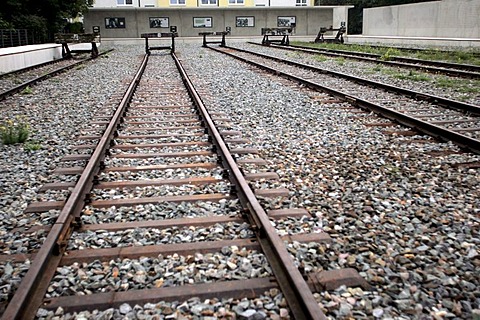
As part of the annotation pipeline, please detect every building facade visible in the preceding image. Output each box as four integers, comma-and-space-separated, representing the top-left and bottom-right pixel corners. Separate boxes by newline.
86, 0, 351, 38
92, 0, 315, 8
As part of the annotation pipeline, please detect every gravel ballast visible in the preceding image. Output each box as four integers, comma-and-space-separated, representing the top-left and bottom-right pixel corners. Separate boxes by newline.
1, 43, 479, 319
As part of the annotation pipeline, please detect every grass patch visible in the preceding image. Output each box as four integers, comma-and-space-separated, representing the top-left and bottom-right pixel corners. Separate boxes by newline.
21, 86, 33, 94
336, 57, 346, 65
395, 70, 431, 82
291, 41, 480, 65
436, 77, 480, 95
379, 68, 431, 82
0, 117, 30, 145
286, 51, 301, 59
315, 55, 328, 62
24, 140, 42, 151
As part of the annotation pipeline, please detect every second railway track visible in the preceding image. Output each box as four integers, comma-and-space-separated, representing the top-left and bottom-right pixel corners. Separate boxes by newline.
262, 42, 480, 79
210, 45, 480, 154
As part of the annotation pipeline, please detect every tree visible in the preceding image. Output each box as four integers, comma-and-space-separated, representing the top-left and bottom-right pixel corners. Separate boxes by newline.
0, 0, 94, 41
317, 0, 433, 34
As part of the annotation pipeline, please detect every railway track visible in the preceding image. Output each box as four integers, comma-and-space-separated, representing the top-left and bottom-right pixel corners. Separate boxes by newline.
209, 45, 480, 155
254, 42, 480, 79
0, 50, 339, 319
0, 50, 112, 101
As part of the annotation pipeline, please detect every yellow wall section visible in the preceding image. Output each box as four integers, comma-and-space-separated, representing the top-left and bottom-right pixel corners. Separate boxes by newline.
158, 0, 310, 7
159, 0, 255, 7
158, 0, 197, 7
218, 0, 253, 7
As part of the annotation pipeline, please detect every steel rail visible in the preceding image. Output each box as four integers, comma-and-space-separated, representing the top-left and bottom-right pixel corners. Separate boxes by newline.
1, 52, 148, 320
0, 49, 114, 101
209, 46, 480, 155
343, 43, 480, 58
230, 45, 480, 116
272, 43, 480, 76
171, 52, 327, 320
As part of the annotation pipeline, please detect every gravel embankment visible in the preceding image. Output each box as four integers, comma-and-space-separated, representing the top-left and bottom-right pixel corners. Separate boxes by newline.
1, 43, 479, 319
0, 45, 143, 308
178, 42, 480, 319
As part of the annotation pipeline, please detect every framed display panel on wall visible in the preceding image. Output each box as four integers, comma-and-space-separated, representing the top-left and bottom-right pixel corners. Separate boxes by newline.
105, 17, 126, 29
277, 16, 296, 27
236, 16, 255, 27
193, 17, 212, 28
150, 17, 169, 28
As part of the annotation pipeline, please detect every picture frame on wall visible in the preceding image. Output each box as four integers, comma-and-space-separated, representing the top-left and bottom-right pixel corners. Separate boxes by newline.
193, 17, 212, 28
235, 16, 255, 27
105, 17, 126, 29
149, 17, 169, 28
277, 16, 296, 28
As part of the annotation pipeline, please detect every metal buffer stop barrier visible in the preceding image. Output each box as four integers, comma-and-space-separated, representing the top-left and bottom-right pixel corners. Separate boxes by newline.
314, 23, 346, 44
261, 27, 293, 46
54, 33, 100, 58
199, 28, 230, 47
142, 27, 178, 54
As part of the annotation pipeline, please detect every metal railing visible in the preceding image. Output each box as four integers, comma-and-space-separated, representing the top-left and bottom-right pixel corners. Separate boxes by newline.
0, 29, 46, 48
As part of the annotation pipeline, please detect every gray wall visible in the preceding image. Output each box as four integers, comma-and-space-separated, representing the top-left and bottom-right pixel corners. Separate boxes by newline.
363, 0, 480, 38
84, 7, 340, 38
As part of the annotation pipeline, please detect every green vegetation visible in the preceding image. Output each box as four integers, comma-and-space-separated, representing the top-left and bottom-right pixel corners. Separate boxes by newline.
377, 68, 430, 81
0, 0, 93, 42
315, 55, 328, 62
380, 48, 401, 61
0, 117, 30, 145
291, 41, 480, 66
21, 86, 33, 94
336, 57, 346, 66
24, 140, 42, 151
286, 51, 302, 59
436, 77, 480, 94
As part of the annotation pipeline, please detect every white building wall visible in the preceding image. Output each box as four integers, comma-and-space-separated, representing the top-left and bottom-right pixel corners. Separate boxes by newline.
93, 0, 157, 8
362, 0, 480, 38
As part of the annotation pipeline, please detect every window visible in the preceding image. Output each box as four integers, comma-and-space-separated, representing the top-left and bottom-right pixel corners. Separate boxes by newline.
200, 0, 217, 5
236, 16, 254, 27
193, 17, 212, 28
229, 0, 244, 4
105, 17, 126, 29
296, 0, 307, 6
117, 0, 133, 5
170, 0, 185, 4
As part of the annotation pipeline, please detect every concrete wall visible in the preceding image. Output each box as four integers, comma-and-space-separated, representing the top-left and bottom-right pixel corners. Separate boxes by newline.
363, 0, 480, 39
84, 7, 346, 37
0, 44, 97, 73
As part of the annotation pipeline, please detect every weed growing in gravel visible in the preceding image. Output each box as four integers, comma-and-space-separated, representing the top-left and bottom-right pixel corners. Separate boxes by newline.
436, 77, 480, 95
395, 70, 431, 81
21, 86, 33, 94
336, 57, 345, 65
24, 140, 42, 151
0, 117, 30, 144
381, 68, 431, 82
315, 55, 328, 62
380, 48, 400, 61
291, 41, 480, 65
287, 51, 301, 59
373, 64, 383, 72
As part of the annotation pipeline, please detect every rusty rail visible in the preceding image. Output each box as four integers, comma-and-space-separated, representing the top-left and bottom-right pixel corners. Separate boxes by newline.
172, 52, 327, 320
1, 53, 149, 320
210, 45, 480, 155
